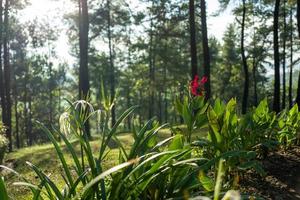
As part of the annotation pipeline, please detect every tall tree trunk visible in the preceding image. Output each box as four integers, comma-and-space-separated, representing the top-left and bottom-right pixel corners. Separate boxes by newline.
200, 0, 211, 100
282, 0, 287, 109
3, 0, 12, 151
0, 0, 5, 126
252, 6, 258, 106
24, 64, 28, 146
107, 0, 116, 126
252, 56, 258, 106
48, 42, 53, 126
289, 8, 293, 108
163, 60, 168, 123
158, 91, 162, 123
49, 61, 53, 125
28, 94, 33, 146
189, 0, 198, 79
148, 11, 155, 119
13, 64, 19, 148
78, 0, 90, 138
273, 0, 281, 113
296, 0, 300, 106
164, 91, 168, 123
241, 0, 249, 114
139, 89, 143, 126
298, 0, 300, 40
126, 87, 131, 130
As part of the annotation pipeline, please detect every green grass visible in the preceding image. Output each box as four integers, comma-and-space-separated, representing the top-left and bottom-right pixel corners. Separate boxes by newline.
1, 126, 206, 200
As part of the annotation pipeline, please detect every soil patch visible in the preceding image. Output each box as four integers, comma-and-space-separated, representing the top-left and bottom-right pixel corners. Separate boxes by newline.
240, 146, 300, 199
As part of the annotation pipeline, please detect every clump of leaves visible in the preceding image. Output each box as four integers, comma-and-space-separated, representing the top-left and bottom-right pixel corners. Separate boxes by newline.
277, 104, 300, 148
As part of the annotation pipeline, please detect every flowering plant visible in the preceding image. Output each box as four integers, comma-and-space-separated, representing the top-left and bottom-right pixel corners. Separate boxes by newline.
190, 75, 208, 96
175, 75, 209, 142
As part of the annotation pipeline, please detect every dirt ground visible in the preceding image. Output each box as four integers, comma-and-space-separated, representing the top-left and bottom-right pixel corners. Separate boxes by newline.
240, 146, 300, 200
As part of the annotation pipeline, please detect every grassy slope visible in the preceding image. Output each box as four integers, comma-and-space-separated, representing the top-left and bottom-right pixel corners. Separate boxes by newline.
3, 134, 135, 200
2, 127, 205, 200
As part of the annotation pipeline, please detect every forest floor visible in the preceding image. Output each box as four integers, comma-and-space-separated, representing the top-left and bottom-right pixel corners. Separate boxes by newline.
240, 146, 300, 200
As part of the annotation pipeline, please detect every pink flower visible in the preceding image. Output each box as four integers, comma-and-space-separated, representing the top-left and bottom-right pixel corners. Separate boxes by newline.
190, 75, 208, 96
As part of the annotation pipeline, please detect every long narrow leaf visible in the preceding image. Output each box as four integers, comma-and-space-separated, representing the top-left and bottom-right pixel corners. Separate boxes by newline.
36, 121, 74, 187
0, 177, 9, 200
78, 159, 138, 199
26, 161, 63, 200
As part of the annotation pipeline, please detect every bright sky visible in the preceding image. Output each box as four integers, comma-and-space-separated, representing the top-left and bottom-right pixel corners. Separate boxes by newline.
20, 0, 235, 65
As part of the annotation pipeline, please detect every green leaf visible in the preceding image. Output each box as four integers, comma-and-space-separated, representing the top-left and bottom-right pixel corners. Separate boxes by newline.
214, 98, 225, 116
175, 98, 183, 114
199, 171, 214, 192
168, 134, 184, 150
182, 104, 192, 130
79, 159, 138, 199
26, 161, 62, 200
0, 177, 9, 200
36, 121, 74, 187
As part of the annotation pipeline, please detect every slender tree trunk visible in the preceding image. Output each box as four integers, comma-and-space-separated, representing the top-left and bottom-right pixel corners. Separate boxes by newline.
0, 0, 5, 125
78, 0, 90, 138
48, 42, 53, 125
158, 91, 162, 123
252, 51, 258, 106
241, 0, 249, 114
252, 6, 258, 106
164, 91, 168, 123
126, 87, 131, 130
273, 0, 281, 113
148, 12, 155, 119
58, 87, 62, 113
163, 60, 168, 123
139, 89, 143, 126
3, 0, 12, 151
24, 65, 28, 146
189, 0, 198, 79
13, 66, 19, 149
295, 1, 300, 106
200, 0, 211, 100
289, 8, 293, 108
282, 0, 287, 109
296, 0, 300, 106
107, 0, 116, 126
298, 0, 300, 39
179, 82, 184, 124
49, 62, 53, 125
28, 94, 33, 146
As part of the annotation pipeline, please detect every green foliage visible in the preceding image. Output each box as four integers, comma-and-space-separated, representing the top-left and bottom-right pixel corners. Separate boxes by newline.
277, 104, 300, 147
2, 100, 214, 199
175, 95, 208, 143
177, 95, 300, 186
0, 122, 8, 164
3, 94, 300, 199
